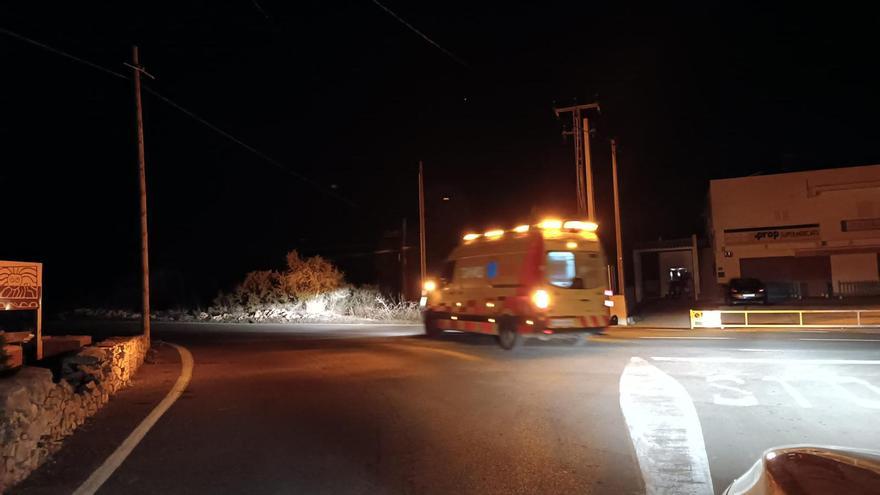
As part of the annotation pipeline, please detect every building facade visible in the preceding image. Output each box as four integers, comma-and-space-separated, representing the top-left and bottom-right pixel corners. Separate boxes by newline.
708, 164, 880, 298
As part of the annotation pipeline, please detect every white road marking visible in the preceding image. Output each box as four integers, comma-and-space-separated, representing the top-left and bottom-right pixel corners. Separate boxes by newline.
706, 374, 758, 406
619, 357, 714, 495
799, 338, 880, 342
387, 343, 483, 362
827, 377, 880, 409
736, 348, 779, 352
652, 357, 880, 365
762, 376, 813, 408
74, 343, 194, 495
639, 336, 733, 340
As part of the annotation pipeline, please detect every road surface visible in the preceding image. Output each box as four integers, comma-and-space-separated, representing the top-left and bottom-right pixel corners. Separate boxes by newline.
14, 323, 880, 494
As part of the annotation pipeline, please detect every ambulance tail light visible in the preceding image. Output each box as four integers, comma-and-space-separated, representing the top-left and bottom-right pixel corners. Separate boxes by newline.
532, 289, 550, 310
513, 224, 530, 233
462, 233, 481, 241
484, 229, 504, 239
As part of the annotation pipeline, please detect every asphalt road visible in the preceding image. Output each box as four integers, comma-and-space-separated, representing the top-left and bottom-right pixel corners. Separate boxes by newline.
16, 323, 880, 494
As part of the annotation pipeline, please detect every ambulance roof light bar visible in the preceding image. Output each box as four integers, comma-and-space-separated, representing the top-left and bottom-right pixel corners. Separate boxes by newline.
563, 220, 599, 232
538, 219, 563, 230
463, 219, 597, 242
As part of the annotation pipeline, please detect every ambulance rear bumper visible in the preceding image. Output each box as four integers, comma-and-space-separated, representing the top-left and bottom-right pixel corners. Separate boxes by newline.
423, 310, 609, 334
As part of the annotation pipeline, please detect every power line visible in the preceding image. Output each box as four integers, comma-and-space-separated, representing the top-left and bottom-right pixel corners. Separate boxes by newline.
0, 27, 128, 80
0, 27, 358, 208
250, 0, 270, 20
370, 0, 467, 67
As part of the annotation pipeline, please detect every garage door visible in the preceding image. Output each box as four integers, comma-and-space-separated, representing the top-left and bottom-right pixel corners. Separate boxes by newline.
740, 256, 831, 298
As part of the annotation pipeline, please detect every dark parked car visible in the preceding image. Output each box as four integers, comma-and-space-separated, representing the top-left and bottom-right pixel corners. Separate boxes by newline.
725, 278, 767, 305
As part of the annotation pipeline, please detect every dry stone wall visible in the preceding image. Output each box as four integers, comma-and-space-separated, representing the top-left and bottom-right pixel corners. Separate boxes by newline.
0, 335, 148, 491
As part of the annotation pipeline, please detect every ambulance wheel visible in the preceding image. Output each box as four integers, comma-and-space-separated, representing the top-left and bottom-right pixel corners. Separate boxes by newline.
424, 313, 442, 338
496, 319, 521, 350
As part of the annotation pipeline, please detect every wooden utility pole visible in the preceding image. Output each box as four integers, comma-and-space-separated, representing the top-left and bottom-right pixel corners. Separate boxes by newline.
583, 117, 596, 220
131, 46, 151, 342
418, 161, 427, 286
554, 102, 600, 219
610, 139, 625, 294
400, 217, 408, 299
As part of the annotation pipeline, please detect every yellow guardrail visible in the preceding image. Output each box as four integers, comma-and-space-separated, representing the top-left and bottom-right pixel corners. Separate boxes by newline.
689, 309, 880, 329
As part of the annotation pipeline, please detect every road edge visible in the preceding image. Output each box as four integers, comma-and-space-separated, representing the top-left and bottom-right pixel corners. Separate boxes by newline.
72, 342, 194, 495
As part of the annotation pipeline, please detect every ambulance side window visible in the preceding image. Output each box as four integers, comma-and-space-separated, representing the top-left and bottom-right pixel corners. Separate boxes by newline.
546, 251, 603, 289
547, 252, 576, 288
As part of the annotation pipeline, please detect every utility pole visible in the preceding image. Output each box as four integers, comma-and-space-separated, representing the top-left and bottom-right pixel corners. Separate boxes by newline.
418, 161, 427, 286
583, 117, 596, 220
610, 139, 625, 294
400, 217, 408, 299
554, 102, 600, 219
610, 138, 629, 325
131, 46, 151, 342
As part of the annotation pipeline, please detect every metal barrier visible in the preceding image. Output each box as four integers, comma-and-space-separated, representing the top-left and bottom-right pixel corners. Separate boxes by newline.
690, 309, 880, 329
838, 281, 880, 297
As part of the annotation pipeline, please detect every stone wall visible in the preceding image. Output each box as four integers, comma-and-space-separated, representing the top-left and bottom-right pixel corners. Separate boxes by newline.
0, 335, 149, 491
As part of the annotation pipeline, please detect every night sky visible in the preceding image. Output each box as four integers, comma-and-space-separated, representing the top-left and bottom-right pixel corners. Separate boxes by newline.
3, 3, 879, 311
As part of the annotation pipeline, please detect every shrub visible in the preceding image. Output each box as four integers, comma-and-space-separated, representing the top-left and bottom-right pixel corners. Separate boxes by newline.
239, 270, 286, 306
206, 250, 419, 322
278, 251, 344, 299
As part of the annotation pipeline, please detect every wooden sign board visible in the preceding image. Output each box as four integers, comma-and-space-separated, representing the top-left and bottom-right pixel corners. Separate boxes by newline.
0, 260, 43, 359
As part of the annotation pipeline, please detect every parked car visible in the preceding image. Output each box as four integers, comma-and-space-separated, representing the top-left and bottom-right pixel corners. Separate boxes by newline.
723, 445, 880, 494
725, 278, 767, 305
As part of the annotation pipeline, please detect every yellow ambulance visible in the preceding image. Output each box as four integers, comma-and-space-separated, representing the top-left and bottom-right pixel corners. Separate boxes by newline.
421, 219, 613, 349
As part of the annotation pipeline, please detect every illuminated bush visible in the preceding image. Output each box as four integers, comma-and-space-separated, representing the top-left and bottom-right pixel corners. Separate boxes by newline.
239, 270, 286, 306
278, 251, 344, 299
206, 250, 417, 321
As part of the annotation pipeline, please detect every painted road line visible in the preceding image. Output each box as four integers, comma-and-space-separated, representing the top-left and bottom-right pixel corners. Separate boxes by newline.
588, 335, 637, 343
619, 357, 714, 495
387, 343, 484, 362
762, 376, 813, 408
799, 338, 880, 342
640, 336, 733, 340
73, 343, 194, 495
652, 357, 880, 365
736, 348, 780, 352
827, 377, 880, 408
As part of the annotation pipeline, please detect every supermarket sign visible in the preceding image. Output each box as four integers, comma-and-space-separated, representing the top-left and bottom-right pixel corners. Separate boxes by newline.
723, 224, 820, 245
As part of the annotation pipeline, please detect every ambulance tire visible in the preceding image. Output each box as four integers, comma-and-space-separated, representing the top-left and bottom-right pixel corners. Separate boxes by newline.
424, 313, 442, 338
496, 318, 521, 350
